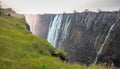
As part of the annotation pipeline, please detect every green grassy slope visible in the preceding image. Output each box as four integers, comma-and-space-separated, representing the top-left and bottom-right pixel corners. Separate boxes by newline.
0, 16, 108, 69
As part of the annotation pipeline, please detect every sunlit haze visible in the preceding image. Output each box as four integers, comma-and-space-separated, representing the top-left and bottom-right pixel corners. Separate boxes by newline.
1, 0, 120, 14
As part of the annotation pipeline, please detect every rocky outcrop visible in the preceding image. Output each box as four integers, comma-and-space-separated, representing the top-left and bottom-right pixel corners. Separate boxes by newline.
25, 11, 120, 66
50, 50, 68, 62
2, 8, 24, 18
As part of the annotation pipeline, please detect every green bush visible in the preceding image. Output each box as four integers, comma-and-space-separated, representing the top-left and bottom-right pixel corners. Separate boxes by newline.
58, 49, 66, 56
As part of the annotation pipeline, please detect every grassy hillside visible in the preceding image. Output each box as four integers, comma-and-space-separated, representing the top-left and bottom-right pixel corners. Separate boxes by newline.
0, 16, 109, 69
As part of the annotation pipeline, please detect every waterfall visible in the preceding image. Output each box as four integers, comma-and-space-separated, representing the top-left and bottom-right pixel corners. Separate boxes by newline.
62, 16, 71, 39
49, 17, 54, 29
93, 35, 100, 49
58, 15, 71, 49
47, 14, 63, 47
94, 23, 115, 64
94, 16, 120, 64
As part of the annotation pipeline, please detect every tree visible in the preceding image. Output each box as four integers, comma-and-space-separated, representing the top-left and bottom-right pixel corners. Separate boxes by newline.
85, 9, 89, 12
97, 9, 102, 12
73, 10, 77, 13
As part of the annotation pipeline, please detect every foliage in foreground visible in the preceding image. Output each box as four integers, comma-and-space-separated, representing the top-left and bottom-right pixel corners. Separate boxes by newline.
0, 16, 111, 69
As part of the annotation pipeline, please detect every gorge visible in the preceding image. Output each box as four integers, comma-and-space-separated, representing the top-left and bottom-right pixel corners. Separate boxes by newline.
25, 11, 120, 67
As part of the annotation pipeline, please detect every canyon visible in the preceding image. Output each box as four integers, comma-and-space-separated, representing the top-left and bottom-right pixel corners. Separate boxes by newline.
25, 11, 120, 67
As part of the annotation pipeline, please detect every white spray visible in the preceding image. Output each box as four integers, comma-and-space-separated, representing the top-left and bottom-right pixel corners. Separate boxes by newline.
47, 14, 63, 46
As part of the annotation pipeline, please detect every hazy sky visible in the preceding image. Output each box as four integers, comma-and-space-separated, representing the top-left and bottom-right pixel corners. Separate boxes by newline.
1, 0, 120, 14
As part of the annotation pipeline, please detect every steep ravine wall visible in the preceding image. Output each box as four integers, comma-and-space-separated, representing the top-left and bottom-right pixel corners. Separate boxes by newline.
25, 14, 55, 38
25, 11, 120, 67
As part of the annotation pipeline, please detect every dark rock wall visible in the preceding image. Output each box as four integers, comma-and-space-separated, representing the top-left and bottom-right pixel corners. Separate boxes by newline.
25, 11, 120, 66
25, 14, 55, 38
52, 12, 120, 65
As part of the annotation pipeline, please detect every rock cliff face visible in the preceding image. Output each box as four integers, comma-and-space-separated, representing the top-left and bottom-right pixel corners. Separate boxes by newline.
25, 14, 55, 38
25, 11, 120, 66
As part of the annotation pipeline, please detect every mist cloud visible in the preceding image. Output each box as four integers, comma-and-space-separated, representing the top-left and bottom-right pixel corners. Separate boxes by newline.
1, 0, 120, 14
